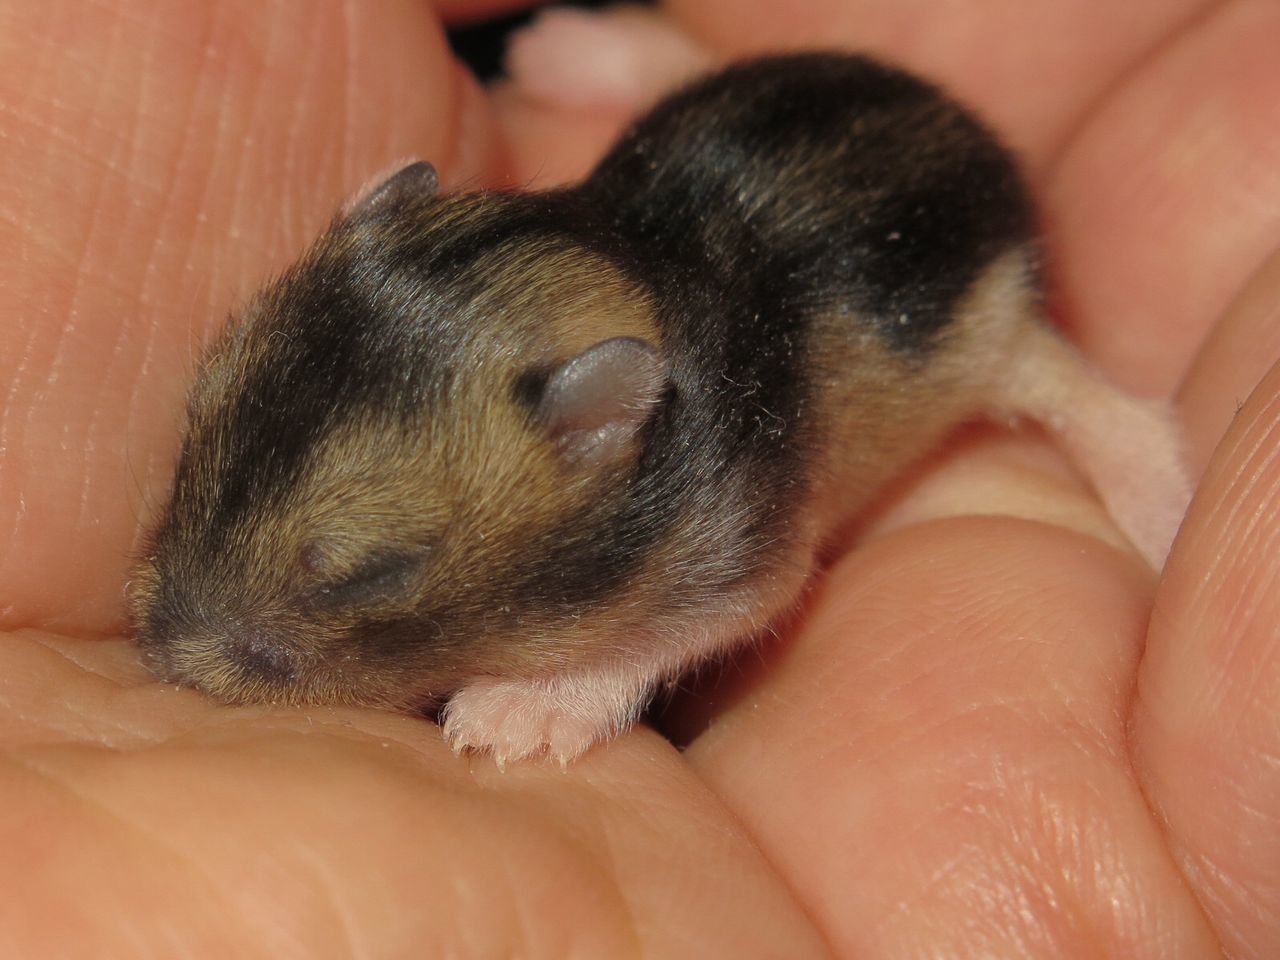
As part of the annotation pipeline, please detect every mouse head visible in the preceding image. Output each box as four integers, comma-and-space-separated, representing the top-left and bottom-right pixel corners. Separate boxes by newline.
130, 162, 670, 709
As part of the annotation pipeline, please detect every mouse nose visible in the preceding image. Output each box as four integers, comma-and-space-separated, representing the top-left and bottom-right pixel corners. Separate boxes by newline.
226, 622, 300, 685
134, 589, 307, 691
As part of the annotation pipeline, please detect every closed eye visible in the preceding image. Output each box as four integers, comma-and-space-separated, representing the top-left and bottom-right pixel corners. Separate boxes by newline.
300, 546, 429, 612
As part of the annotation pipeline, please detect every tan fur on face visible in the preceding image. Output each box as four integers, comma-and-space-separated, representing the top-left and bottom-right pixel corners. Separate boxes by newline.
145, 225, 669, 704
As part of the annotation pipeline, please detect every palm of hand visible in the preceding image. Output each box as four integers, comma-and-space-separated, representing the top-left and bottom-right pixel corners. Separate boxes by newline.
2, 2, 1278, 956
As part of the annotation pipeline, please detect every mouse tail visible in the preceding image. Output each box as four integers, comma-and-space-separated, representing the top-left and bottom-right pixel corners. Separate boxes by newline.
994, 326, 1192, 569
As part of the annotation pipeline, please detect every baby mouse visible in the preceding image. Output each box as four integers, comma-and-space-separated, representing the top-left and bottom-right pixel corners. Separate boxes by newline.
130, 53, 1190, 766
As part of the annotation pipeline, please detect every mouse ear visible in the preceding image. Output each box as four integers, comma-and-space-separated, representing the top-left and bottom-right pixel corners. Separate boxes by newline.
531, 336, 668, 469
350, 161, 439, 218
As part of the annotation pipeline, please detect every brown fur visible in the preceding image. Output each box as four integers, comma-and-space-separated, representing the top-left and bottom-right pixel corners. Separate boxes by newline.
131, 55, 1188, 765
131, 218, 671, 707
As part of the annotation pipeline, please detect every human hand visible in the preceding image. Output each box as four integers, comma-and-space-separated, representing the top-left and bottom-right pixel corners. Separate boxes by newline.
2, 1, 1277, 956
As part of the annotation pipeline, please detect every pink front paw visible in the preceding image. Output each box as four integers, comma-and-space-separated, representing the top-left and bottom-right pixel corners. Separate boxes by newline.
504, 6, 711, 110
442, 677, 635, 768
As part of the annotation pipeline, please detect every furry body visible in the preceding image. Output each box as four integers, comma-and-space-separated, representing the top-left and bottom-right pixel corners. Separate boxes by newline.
131, 55, 1186, 763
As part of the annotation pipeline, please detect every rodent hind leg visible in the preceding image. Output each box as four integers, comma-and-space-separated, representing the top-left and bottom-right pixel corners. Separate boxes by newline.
504, 5, 712, 109
994, 325, 1192, 569
441, 657, 662, 768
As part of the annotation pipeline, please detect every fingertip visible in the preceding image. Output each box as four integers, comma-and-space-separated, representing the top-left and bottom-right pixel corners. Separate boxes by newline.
1177, 247, 1280, 476
1135, 354, 1280, 956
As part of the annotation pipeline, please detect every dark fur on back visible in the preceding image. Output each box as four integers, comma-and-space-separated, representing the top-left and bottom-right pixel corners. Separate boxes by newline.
589, 54, 1035, 351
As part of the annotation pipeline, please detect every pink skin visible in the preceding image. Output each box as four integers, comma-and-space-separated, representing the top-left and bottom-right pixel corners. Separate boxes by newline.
3, 1, 1279, 955
444, 667, 653, 770
505, 5, 711, 108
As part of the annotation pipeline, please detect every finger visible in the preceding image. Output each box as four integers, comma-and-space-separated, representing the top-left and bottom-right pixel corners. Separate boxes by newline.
1046, 0, 1280, 394
683, 516, 1218, 956
0, 1, 499, 637
492, 86, 640, 188
0, 630, 828, 957
854, 425, 1141, 560
1178, 247, 1280, 474
1133, 357, 1280, 958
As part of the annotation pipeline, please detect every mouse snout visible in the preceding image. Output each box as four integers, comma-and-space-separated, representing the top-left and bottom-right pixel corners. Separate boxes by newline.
223, 621, 301, 686
136, 596, 307, 694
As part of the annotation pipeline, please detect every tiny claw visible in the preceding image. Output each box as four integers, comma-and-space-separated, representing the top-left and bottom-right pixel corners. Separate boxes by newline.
442, 720, 466, 758
493, 752, 507, 773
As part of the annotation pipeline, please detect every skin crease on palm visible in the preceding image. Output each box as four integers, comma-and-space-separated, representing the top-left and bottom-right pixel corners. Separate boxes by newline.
1, 0, 1278, 955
